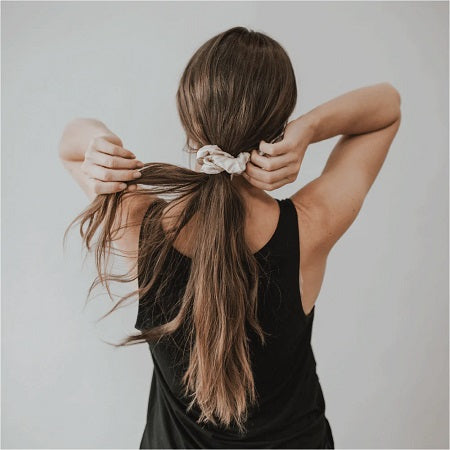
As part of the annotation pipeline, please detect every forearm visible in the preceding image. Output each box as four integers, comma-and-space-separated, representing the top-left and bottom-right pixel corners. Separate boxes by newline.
299, 82, 402, 144
61, 159, 97, 201
58, 117, 117, 162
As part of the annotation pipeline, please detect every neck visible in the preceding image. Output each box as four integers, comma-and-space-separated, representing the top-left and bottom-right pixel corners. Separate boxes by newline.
231, 173, 270, 200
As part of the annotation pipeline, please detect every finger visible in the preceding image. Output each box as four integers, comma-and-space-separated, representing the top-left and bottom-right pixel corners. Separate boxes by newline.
90, 179, 128, 195
87, 165, 143, 182
241, 172, 290, 191
250, 149, 293, 171
245, 160, 294, 185
259, 139, 290, 157
91, 136, 136, 159
87, 150, 144, 170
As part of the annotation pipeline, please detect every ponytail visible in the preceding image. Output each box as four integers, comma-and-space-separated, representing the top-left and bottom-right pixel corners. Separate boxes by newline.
64, 162, 267, 434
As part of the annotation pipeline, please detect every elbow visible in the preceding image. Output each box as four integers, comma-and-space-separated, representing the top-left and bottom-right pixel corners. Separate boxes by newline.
58, 118, 81, 160
57, 117, 88, 155
392, 85, 402, 115
379, 82, 402, 124
384, 82, 402, 117
395, 88, 402, 108
58, 121, 72, 159
394, 91, 402, 122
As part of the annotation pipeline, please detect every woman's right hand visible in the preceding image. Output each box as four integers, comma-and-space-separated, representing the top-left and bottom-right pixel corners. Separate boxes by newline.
242, 114, 316, 191
81, 134, 144, 195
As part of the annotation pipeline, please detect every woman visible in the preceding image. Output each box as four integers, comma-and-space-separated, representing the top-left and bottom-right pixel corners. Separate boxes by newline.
59, 27, 401, 449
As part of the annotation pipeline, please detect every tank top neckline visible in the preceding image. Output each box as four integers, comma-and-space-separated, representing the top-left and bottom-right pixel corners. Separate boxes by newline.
160, 197, 288, 261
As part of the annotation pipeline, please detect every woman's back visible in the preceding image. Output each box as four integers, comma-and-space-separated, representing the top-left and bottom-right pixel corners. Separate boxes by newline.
135, 197, 334, 448
158, 189, 327, 317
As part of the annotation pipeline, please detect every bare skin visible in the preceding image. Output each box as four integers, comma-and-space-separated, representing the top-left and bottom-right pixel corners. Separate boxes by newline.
59, 82, 401, 317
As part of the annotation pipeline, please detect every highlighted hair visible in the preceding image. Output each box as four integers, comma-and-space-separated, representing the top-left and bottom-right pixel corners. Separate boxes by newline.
65, 26, 297, 435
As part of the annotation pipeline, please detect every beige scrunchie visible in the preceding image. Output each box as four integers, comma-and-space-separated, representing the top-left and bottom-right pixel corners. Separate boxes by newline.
196, 145, 250, 175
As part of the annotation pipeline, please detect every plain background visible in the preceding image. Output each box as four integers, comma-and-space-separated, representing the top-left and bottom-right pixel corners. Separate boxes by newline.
2, 1, 448, 448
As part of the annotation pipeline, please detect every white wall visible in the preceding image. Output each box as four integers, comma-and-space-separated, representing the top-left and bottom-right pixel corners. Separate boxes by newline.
2, 1, 448, 448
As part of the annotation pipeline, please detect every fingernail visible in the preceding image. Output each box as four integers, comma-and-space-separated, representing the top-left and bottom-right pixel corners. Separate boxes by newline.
136, 161, 144, 168
133, 171, 142, 178
130, 152, 136, 158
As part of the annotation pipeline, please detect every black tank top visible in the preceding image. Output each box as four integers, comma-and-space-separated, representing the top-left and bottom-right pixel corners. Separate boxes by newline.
135, 197, 334, 449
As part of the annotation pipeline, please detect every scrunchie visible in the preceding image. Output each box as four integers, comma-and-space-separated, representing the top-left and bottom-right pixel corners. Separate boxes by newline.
196, 145, 250, 175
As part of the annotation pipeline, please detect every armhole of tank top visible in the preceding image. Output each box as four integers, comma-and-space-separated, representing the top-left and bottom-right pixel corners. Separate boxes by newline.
286, 198, 315, 321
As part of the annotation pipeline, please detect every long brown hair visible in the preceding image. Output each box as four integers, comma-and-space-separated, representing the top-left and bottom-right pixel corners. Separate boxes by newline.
65, 26, 297, 434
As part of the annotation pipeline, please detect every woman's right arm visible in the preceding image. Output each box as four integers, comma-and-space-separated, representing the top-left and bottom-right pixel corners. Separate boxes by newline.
58, 117, 143, 201
58, 118, 153, 275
